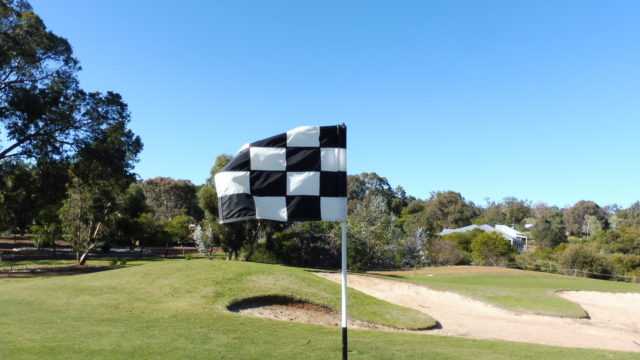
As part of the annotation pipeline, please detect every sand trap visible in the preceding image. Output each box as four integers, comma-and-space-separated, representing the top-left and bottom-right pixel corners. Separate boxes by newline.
227, 295, 393, 330
316, 272, 640, 352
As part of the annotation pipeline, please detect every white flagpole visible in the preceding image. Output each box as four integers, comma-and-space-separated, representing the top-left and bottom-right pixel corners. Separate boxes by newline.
341, 220, 348, 360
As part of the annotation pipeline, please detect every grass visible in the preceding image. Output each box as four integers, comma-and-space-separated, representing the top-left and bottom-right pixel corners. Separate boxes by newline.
380, 268, 640, 318
0, 261, 638, 359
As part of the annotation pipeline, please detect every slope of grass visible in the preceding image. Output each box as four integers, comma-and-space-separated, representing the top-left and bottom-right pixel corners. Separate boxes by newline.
0, 261, 638, 360
383, 268, 640, 318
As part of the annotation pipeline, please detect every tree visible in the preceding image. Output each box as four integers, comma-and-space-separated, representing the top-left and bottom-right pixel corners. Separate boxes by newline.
165, 214, 192, 256
502, 197, 532, 226
0, 1, 94, 162
474, 200, 505, 226
59, 95, 142, 265
140, 177, 201, 221
348, 195, 403, 270
0, 0, 77, 95
347, 172, 406, 215
0, 159, 37, 235
470, 232, 516, 266
531, 209, 567, 248
615, 202, 640, 228
193, 223, 217, 259
403, 191, 479, 237
563, 200, 608, 237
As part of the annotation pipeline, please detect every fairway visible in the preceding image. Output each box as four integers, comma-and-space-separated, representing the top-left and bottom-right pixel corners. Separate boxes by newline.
0, 261, 639, 359
373, 267, 640, 317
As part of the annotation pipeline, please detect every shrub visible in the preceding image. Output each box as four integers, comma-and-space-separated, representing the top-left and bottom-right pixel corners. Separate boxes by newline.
184, 254, 194, 260
560, 244, 612, 279
118, 258, 127, 265
429, 238, 468, 265
470, 232, 517, 266
109, 257, 119, 266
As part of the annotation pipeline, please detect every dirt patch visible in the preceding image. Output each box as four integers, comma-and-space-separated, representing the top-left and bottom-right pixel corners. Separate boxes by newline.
316, 272, 640, 353
228, 295, 393, 330
0, 264, 114, 279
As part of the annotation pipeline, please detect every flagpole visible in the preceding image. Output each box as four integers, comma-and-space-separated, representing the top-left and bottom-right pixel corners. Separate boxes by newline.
341, 220, 348, 360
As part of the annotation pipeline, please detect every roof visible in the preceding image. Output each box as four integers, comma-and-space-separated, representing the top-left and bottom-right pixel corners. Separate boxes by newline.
440, 224, 495, 235
494, 225, 527, 238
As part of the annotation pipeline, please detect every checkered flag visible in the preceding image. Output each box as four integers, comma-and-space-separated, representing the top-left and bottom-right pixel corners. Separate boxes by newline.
214, 125, 347, 223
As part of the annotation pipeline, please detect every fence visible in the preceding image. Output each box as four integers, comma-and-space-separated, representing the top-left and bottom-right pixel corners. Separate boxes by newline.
554, 268, 639, 283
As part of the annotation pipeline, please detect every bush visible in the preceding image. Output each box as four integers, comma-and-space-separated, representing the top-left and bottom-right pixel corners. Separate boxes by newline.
470, 232, 517, 266
248, 243, 279, 264
428, 238, 468, 265
560, 244, 612, 279
118, 258, 127, 265
184, 254, 195, 260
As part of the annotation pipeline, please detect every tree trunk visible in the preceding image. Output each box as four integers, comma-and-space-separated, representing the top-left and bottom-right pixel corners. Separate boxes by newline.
226, 251, 233, 261
164, 241, 169, 258
78, 242, 96, 265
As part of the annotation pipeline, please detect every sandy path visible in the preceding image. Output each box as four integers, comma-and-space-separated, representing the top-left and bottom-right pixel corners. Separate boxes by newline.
316, 273, 640, 352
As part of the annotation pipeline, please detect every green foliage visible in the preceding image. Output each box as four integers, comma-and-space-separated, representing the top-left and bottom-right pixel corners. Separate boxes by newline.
348, 195, 403, 270
1, 0, 80, 161
560, 244, 612, 278
614, 202, 640, 228
531, 209, 567, 248
442, 228, 484, 252
135, 212, 168, 248
502, 196, 532, 226
0, 159, 38, 233
592, 227, 640, 255
563, 200, 608, 237
402, 191, 479, 237
140, 177, 201, 221
197, 184, 217, 218
59, 111, 142, 264
428, 237, 468, 265
470, 232, 516, 266
264, 221, 340, 268
184, 254, 194, 261
515, 247, 561, 273
164, 214, 192, 246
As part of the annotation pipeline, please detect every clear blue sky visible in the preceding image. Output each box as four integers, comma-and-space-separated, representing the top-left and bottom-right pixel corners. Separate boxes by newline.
29, 0, 640, 208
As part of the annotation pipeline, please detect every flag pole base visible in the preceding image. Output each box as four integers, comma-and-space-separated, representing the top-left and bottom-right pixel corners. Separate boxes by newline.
342, 326, 348, 360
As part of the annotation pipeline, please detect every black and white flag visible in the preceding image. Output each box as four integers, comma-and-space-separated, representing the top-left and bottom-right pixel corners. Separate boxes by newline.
214, 125, 347, 223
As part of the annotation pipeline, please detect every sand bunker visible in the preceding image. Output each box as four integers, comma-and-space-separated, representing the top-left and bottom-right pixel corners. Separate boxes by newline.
227, 295, 392, 330
316, 273, 640, 352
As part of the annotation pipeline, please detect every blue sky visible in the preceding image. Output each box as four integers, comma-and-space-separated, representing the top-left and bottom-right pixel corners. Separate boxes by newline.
29, 0, 640, 208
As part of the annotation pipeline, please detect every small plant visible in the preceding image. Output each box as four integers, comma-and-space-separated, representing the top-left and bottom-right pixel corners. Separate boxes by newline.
118, 258, 127, 266
184, 254, 194, 261
109, 257, 119, 266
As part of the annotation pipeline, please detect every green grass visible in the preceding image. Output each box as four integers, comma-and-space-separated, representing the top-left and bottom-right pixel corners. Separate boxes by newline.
0, 261, 638, 359
381, 268, 640, 318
